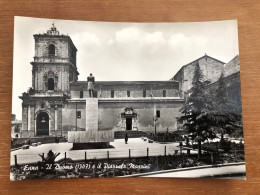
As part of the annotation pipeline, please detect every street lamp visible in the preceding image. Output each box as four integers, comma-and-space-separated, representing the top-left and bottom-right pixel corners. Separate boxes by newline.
153, 115, 158, 135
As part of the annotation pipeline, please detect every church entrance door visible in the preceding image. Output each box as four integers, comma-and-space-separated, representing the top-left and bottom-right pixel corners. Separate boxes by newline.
36, 112, 49, 136
121, 107, 137, 131
126, 118, 132, 130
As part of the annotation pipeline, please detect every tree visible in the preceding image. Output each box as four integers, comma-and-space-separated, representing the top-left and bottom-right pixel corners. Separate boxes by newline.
207, 72, 243, 141
179, 62, 215, 158
193, 71, 243, 145
180, 63, 243, 157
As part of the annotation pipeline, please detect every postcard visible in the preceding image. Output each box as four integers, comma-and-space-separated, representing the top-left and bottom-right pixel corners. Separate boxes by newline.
10, 16, 245, 180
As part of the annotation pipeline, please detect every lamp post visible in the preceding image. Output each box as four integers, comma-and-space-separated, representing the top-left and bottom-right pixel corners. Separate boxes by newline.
153, 115, 158, 135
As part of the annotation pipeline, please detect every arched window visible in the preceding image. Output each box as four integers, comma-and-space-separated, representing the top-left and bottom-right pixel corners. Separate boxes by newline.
48, 78, 54, 90
49, 44, 55, 56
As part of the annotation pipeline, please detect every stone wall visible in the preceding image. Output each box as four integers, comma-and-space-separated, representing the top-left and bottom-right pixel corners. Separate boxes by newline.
224, 55, 240, 77
34, 36, 68, 59
173, 55, 225, 93
207, 72, 242, 112
70, 81, 180, 98
62, 101, 86, 134
20, 96, 64, 137
183, 56, 224, 92
98, 100, 184, 132
172, 68, 184, 97
32, 65, 72, 92
32, 34, 78, 92
68, 130, 114, 143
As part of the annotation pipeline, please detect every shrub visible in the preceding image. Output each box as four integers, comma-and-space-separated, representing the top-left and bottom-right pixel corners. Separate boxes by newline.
219, 140, 232, 152
201, 142, 219, 153
149, 131, 185, 142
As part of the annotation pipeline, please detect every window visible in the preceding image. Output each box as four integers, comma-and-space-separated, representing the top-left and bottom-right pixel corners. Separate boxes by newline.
156, 110, 160, 118
143, 90, 146, 98
127, 90, 130, 97
80, 91, 83, 98
77, 111, 81, 119
111, 90, 114, 98
163, 90, 166, 97
49, 44, 55, 56
48, 78, 54, 90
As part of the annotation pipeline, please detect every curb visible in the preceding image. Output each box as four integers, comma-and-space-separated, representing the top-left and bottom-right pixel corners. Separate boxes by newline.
119, 162, 246, 177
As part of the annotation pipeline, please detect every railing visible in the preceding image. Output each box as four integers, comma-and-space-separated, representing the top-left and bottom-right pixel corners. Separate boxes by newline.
11, 146, 193, 166
11, 143, 244, 167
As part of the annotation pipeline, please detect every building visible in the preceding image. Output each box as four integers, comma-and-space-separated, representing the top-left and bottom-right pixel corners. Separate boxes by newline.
172, 54, 242, 112
171, 54, 225, 98
206, 55, 242, 112
19, 24, 241, 142
19, 24, 185, 141
70, 81, 184, 132
19, 24, 78, 138
11, 114, 22, 138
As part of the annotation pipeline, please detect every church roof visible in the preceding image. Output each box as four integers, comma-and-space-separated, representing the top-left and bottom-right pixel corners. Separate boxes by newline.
171, 54, 225, 80
181, 54, 225, 69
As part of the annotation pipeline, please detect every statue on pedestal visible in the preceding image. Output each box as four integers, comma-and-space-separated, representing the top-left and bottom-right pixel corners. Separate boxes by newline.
87, 73, 95, 98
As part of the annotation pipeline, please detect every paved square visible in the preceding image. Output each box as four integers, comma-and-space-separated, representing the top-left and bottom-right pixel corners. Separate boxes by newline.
11, 138, 196, 166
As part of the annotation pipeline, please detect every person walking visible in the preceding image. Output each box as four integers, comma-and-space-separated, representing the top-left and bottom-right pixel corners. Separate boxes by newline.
125, 133, 128, 144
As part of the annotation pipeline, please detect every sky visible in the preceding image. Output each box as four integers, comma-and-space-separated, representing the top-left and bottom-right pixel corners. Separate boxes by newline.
12, 16, 239, 120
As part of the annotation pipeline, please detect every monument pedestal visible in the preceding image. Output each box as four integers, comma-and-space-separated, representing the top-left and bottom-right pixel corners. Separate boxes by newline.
85, 98, 98, 131
68, 98, 114, 145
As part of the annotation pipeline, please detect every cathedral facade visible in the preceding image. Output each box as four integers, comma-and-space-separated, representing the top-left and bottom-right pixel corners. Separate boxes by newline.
19, 25, 185, 139
19, 24, 241, 140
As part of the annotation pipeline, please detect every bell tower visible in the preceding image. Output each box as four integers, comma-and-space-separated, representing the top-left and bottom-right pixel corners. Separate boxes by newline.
20, 24, 79, 138
31, 23, 78, 92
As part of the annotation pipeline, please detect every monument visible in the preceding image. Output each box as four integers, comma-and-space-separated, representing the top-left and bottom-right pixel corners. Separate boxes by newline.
68, 75, 114, 149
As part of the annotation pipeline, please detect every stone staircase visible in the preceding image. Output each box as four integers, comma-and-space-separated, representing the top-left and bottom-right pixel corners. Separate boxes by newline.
114, 131, 149, 139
